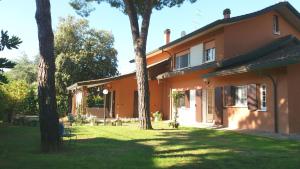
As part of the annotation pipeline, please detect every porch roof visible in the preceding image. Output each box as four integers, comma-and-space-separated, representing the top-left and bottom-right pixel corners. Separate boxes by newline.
156, 61, 218, 80
67, 58, 170, 91
202, 39, 300, 78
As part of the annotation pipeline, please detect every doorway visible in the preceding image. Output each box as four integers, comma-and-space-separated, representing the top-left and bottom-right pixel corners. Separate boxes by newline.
133, 91, 138, 118
202, 89, 214, 123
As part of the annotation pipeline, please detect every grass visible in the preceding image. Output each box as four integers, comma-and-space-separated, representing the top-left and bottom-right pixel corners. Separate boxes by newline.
0, 122, 300, 169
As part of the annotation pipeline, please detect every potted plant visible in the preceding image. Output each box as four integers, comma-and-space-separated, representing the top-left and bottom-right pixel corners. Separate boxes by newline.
169, 91, 184, 129
153, 111, 162, 122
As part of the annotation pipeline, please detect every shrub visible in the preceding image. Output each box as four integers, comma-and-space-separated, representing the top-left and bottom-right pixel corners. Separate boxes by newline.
0, 80, 38, 122
153, 111, 162, 122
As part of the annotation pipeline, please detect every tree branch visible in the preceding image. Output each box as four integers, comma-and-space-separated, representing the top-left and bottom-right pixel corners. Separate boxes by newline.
123, 0, 140, 42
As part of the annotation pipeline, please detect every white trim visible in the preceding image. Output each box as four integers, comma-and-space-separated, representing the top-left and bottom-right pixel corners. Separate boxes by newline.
260, 84, 267, 111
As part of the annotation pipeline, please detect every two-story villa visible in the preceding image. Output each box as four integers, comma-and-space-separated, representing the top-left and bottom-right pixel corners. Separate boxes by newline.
67, 2, 300, 134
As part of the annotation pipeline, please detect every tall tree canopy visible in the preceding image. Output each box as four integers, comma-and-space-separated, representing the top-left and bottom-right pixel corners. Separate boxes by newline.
55, 16, 118, 95
70, 0, 197, 129
0, 30, 22, 84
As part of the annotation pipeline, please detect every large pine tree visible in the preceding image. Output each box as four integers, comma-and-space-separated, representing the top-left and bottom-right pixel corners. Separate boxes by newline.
35, 0, 60, 152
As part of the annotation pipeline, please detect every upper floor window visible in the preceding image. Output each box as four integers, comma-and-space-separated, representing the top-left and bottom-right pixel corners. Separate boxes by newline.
260, 84, 267, 111
175, 51, 190, 70
273, 15, 280, 35
205, 48, 216, 63
204, 40, 216, 63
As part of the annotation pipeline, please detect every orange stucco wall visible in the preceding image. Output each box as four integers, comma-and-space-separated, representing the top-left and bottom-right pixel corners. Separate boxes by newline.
224, 11, 300, 58
147, 28, 225, 66
159, 69, 214, 122
210, 69, 289, 133
287, 63, 300, 133
108, 75, 162, 118
157, 67, 290, 133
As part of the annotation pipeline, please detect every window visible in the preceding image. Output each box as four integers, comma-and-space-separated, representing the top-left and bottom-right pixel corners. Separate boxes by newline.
178, 95, 185, 107
260, 84, 267, 111
175, 52, 190, 70
204, 48, 215, 63
273, 15, 280, 34
235, 86, 247, 107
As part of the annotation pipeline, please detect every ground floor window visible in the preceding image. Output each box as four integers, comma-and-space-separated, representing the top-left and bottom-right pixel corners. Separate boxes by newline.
235, 86, 247, 107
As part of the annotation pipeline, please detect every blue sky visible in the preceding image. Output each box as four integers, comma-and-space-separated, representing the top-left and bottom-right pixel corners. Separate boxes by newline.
1, 0, 300, 74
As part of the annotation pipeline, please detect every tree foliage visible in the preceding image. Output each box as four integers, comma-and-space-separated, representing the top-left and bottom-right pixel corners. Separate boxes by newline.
0, 30, 22, 51
0, 80, 38, 121
70, 0, 197, 17
55, 16, 118, 114
5, 55, 38, 84
0, 30, 22, 84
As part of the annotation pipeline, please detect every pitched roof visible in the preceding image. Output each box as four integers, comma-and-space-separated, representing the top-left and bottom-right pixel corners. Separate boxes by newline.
202, 36, 300, 78
67, 58, 170, 91
147, 2, 300, 57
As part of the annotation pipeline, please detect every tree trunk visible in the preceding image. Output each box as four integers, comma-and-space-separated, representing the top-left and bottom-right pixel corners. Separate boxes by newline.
35, 0, 60, 152
135, 48, 152, 129
124, 0, 153, 129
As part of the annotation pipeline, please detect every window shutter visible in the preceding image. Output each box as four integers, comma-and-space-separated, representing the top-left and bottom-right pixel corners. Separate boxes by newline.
224, 86, 235, 106
247, 84, 258, 111
185, 90, 190, 108
214, 87, 223, 125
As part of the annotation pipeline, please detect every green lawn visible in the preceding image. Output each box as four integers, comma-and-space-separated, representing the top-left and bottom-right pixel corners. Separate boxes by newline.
0, 122, 300, 169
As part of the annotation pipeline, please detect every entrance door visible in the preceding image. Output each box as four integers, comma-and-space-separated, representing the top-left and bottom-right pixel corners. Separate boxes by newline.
202, 89, 214, 123
133, 91, 139, 118
109, 91, 116, 118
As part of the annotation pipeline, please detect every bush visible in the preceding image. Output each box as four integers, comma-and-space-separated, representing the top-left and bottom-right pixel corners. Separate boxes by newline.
57, 94, 68, 117
87, 92, 104, 107
0, 80, 38, 122
153, 111, 162, 122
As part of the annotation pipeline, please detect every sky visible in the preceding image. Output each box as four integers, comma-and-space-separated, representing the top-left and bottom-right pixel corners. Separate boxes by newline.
1, 0, 300, 74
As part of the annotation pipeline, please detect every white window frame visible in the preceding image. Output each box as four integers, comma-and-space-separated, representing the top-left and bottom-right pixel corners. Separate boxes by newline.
260, 84, 267, 111
204, 48, 216, 63
175, 52, 190, 70
235, 86, 247, 107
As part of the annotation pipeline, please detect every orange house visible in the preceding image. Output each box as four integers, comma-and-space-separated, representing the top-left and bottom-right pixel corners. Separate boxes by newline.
68, 2, 300, 134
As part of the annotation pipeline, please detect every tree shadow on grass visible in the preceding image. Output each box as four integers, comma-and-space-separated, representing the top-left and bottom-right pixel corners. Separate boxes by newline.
1, 125, 300, 169
132, 128, 300, 169
61, 137, 157, 169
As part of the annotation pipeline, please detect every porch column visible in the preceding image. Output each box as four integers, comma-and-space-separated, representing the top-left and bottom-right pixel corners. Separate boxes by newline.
82, 86, 88, 114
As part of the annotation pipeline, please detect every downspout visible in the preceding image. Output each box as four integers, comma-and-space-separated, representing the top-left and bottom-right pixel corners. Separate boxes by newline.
263, 74, 278, 133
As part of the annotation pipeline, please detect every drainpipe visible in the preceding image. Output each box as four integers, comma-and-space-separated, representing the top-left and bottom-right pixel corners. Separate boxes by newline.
266, 74, 278, 133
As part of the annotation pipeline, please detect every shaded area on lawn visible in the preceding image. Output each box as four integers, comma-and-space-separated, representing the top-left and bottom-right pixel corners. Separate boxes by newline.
0, 123, 300, 169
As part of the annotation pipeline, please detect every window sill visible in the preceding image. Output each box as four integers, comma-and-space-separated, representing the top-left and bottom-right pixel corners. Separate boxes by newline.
203, 60, 215, 64
273, 31, 280, 35
224, 105, 248, 108
258, 109, 267, 112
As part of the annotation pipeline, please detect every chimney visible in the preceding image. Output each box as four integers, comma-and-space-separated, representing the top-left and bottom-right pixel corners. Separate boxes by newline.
164, 29, 171, 44
181, 31, 186, 37
223, 8, 231, 19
